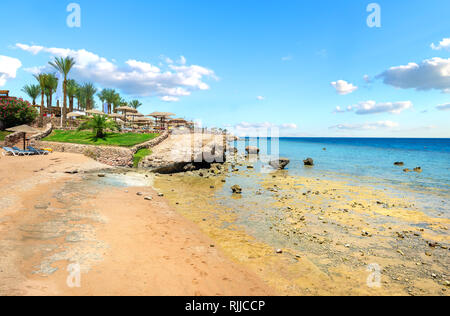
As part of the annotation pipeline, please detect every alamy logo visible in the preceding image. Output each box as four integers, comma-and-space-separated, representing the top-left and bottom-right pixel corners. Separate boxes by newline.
366, 263, 381, 288
367, 3, 381, 28
67, 3, 81, 28
66, 263, 81, 288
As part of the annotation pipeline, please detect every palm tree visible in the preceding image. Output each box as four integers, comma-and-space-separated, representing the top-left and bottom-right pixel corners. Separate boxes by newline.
49, 57, 76, 127
22, 84, 41, 105
77, 114, 119, 139
44, 74, 58, 108
34, 74, 49, 127
112, 93, 124, 113
81, 83, 97, 110
66, 79, 79, 112
129, 100, 142, 110
98, 89, 116, 114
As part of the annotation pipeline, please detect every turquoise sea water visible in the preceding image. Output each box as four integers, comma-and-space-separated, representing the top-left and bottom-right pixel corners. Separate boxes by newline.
234, 138, 450, 217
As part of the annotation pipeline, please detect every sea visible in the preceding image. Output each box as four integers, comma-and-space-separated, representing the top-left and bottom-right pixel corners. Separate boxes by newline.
233, 137, 450, 217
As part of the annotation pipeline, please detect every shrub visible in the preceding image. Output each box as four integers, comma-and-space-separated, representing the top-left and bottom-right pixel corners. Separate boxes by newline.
0, 97, 38, 130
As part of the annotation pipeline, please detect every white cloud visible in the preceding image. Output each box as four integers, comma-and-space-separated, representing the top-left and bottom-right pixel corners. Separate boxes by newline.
436, 103, 450, 111
281, 55, 293, 61
16, 43, 216, 101
330, 121, 399, 131
363, 74, 372, 83
431, 38, 450, 51
335, 100, 413, 115
160, 96, 179, 102
331, 80, 358, 95
256, 96, 265, 101
377, 57, 450, 93
0, 55, 22, 87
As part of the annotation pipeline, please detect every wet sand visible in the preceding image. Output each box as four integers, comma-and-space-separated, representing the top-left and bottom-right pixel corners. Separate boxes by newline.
153, 155, 450, 296
0, 153, 272, 296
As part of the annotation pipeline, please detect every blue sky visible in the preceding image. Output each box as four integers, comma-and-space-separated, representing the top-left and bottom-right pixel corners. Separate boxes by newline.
1, 0, 449, 137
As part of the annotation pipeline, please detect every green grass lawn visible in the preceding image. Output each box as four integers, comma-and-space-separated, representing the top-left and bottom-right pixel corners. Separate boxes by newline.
43, 130, 159, 147
133, 148, 152, 168
0, 131, 12, 141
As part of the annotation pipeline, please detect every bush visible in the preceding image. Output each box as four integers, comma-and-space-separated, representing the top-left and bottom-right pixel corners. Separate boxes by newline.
0, 97, 38, 130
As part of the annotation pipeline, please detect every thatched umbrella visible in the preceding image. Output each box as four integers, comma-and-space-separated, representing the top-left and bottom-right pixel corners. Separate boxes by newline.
108, 113, 124, 121
86, 109, 104, 115
116, 106, 137, 124
67, 112, 84, 118
6, 124, 40, 150
169, 118, 187, 127
147, 112, 175, 130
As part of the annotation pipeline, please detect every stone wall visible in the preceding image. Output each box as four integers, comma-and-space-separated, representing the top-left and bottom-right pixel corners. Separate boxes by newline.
34, 140, 134, 167
30, 123, 53, 142
131, 130, 170, 153
4, 131, 25, 147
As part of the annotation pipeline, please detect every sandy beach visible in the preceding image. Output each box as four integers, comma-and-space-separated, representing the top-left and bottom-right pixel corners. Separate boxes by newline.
0, 153, 272, 296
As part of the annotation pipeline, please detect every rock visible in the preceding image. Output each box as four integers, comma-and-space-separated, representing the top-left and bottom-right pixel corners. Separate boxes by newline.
210, 185, 215, 189
403, 168, 411, 173
276, 249, 283, 254
97, 173, 106, 177
414, 167, 422, 173
394, 162, 405, 166
245, 146, 260, 154
158, 193, 164, 197
144, 196, 153, 201
231, 185, 242, 194
34, 203, 50, 210
303, 158, 314, 166
228, 147, 238, 154
269, 158, 290, 170
64, 170, 78, 174
136, 192, 143, 196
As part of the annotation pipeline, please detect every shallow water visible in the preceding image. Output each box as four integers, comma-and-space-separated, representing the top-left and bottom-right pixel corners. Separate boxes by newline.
233, 138, 450, 218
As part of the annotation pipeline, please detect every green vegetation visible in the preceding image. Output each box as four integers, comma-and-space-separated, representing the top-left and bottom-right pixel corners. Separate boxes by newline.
133, 148, 152, 168
44, 130, 159, 147
0, 131, 12, 141
78, 115, 120, 138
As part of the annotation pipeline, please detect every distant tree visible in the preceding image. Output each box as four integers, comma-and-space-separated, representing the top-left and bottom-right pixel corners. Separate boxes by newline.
34, 73, 50, 127
22, 84, 41, 105
129, 100, 142, 109
49, 56, 76, 127
81, 83, 97, 110
98, 88, 116, 113
44, 73, 58, 108
66, 79, 79, 112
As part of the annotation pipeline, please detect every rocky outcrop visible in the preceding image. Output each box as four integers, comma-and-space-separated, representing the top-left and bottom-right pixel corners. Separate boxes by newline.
269, 158, 290, 170
140, 133, 227, 173
245, 146, 260, 154
303, 158, 314, 166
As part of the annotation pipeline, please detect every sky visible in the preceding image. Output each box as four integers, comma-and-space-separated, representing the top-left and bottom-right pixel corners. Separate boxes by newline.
0, 0, 449, 138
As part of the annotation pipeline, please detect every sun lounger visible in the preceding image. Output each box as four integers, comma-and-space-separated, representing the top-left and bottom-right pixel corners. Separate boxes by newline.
2, 147, 26, 156
27, 146, 49, 155
12, 146, 35, 156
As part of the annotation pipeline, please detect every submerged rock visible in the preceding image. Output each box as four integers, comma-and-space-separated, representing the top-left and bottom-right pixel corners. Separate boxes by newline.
394, 162, 405, 166
245, 146, 260, 154
303, 158, 314, 166
414, 167, 422, 173
231, 185, 242, 194
269, 158, 290, 170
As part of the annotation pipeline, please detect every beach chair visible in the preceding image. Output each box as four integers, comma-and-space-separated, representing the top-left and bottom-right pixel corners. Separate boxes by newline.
12, 146, 35, 156
27, 146, 49, 155
2, 147, 25, 156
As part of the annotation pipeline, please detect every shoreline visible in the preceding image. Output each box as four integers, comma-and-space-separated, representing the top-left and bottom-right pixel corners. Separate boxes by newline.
0, 153, 272, 296
152, 153, 450, 296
